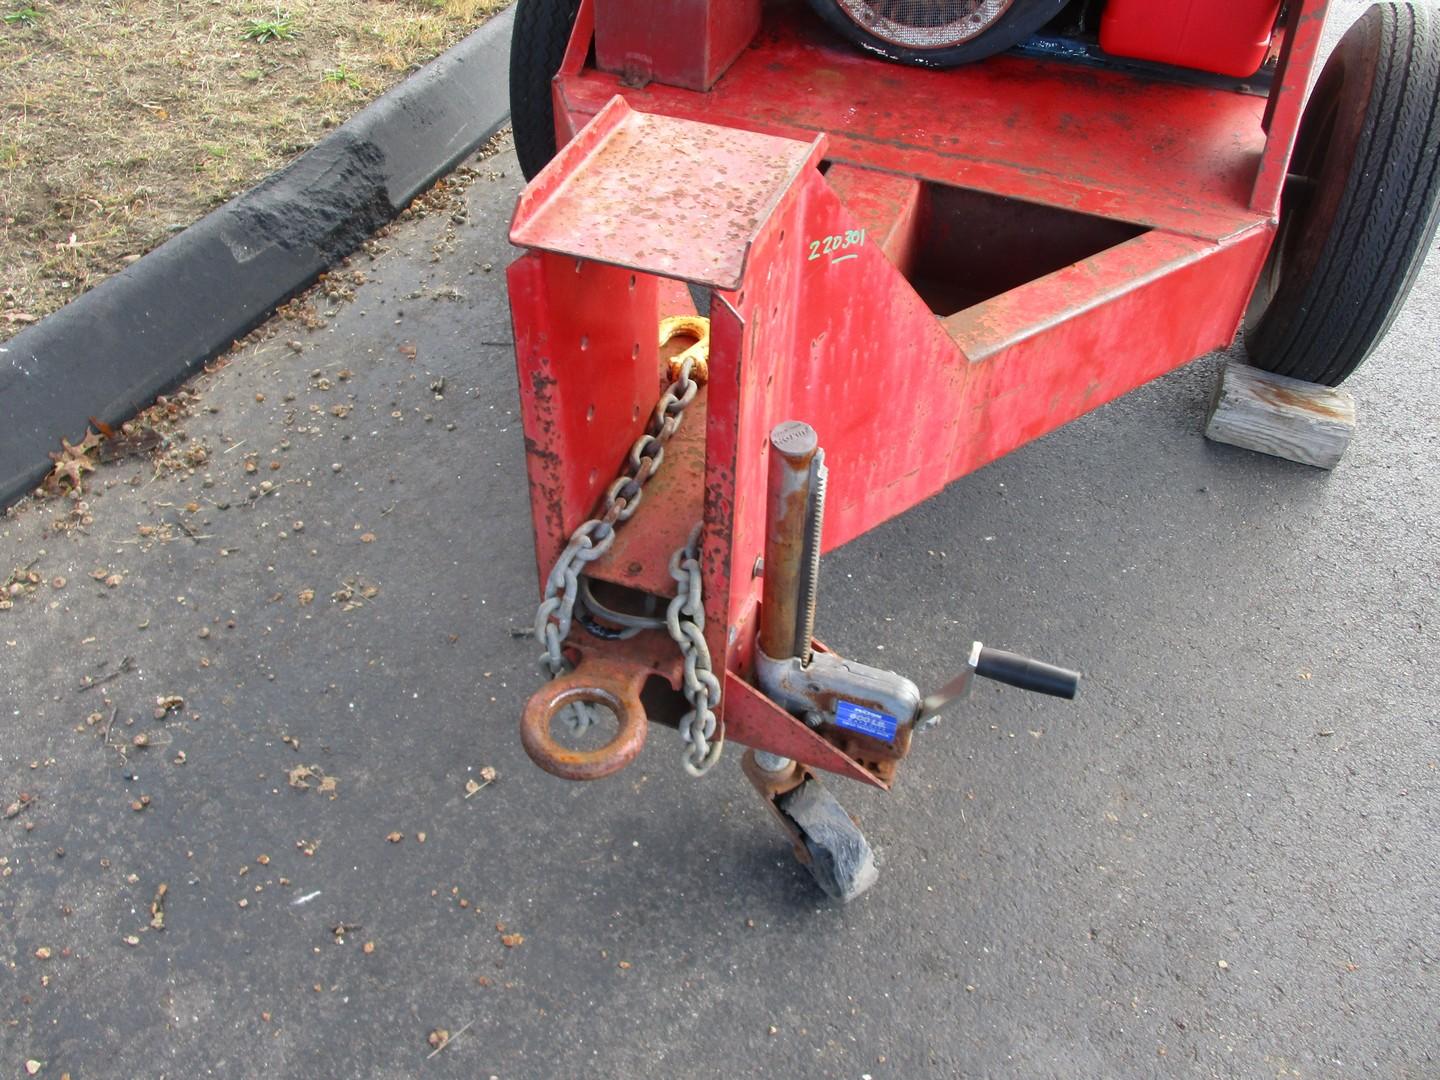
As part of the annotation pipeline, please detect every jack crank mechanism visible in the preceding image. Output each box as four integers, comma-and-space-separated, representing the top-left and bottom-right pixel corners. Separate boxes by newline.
741, 421, 1079, 900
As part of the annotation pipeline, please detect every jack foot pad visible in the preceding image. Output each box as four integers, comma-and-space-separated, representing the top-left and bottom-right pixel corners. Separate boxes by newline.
777, 779, 879, 903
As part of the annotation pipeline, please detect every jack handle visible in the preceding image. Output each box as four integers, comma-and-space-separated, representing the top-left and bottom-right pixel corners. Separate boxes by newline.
974, 647, 1080, 700
919, 641, 1080, 723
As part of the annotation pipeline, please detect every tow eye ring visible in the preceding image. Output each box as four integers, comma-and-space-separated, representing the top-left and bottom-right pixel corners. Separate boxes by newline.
520, 658, 649, 781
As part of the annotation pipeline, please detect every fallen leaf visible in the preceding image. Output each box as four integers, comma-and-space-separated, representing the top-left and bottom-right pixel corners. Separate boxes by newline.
48, 431, 101, 491
150, 883, 168, 930
500, 933, 524, 948
297, 589, 315, 606
287, 765, 315, 790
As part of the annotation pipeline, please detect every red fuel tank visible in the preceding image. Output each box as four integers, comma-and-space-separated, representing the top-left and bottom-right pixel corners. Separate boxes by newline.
1100, 0, 1283, 78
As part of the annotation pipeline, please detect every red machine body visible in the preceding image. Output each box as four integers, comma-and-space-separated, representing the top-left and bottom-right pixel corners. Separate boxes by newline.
1101, 0, 1284, 78
508, 0, 1331, 787
593, 0, 762, 91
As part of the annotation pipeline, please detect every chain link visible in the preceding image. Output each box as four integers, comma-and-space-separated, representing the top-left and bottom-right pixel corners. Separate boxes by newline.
532, 346, 713, 761
667, 523, 723, 776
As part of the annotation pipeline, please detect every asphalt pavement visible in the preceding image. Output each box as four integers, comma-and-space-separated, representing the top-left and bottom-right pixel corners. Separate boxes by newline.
3, 23, 1438, 1080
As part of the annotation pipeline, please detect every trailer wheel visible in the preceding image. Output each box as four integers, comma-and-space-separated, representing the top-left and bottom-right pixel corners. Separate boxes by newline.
806, 0, 1067, 68
510, 0, 582, 180
1246, 4, 1440, 386
777, 778, 879, 902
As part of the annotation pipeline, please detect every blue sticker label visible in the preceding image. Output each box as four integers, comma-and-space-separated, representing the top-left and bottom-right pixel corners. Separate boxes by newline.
833, 700, 899, 742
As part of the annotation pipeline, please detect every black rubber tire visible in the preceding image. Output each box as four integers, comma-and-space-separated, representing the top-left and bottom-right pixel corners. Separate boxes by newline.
509, 0, 583, 181
777, 778, 879, 902
805, 0, 1068, 68
1247, 4, 1440, 386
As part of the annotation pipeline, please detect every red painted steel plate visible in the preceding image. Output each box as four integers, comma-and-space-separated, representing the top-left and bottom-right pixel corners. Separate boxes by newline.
557, 6, 1276, 241
723, 675, 887, 789
511, 97, 825, 290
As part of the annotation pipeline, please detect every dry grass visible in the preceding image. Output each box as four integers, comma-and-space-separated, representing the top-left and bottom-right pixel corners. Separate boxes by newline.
0, 0, 506, 338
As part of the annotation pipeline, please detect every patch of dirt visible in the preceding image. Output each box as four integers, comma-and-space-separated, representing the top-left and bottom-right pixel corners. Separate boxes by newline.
1, 138, 503, 524
0, 0, 506, 338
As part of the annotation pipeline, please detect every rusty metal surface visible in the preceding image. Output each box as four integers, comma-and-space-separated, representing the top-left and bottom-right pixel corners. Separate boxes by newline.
556, 5, 1309, 242
511, 96, 825, 290
593, 0, 760, 92
833, 0, 1017, 49
758, 421, 819, 661
520, 627, 686, 780
756, 647, 920, 786
508, 251, 663, 585
722, 675, 887, 790
582, 387, 708, 600
520, 656, 650, 781
739, 749, 811, 865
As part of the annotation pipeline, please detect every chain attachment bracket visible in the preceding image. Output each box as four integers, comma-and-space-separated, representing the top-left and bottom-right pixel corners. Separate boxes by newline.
526, 316, 723, 779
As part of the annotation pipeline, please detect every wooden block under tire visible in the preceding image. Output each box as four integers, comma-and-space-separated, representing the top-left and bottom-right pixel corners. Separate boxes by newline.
1204, 361, 1356, 470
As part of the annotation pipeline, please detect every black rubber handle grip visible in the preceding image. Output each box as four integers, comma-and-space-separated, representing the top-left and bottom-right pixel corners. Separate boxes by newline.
975, 648, 1080, 700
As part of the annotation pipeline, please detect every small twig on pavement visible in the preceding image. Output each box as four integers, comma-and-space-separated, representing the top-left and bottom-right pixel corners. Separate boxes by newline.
79, 656, 136, 693
425, 1020, 475, 1061
171, 516, 207, 543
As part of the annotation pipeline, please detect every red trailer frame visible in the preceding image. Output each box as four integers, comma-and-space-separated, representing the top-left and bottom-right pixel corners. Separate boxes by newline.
507, 0, 1330, 789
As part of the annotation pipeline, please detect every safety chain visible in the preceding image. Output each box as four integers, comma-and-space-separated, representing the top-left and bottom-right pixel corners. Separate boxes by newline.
666, 523, 723, 776
531, 322, 722, 775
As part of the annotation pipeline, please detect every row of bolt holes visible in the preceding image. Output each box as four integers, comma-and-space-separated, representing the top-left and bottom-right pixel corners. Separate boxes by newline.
577, 233, 787, 490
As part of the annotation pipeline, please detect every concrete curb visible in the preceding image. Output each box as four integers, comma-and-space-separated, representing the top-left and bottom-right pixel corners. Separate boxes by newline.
0, 6, 515, 509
